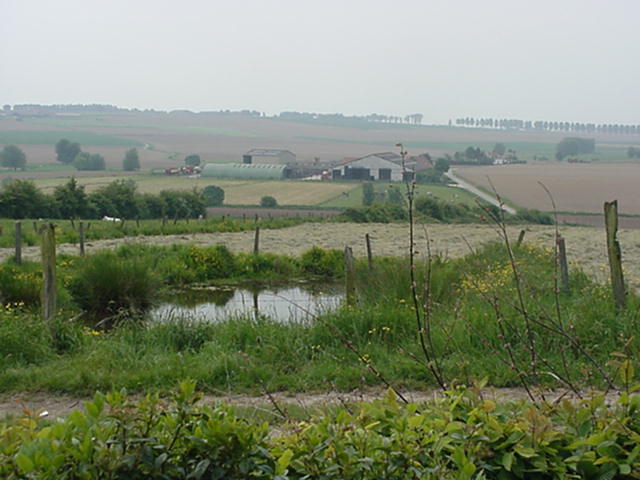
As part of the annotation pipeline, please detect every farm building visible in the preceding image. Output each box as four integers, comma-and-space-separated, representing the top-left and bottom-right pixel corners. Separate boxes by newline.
201, 163, 290, 180
242, 149, 296, 165
331, 152, 432, 182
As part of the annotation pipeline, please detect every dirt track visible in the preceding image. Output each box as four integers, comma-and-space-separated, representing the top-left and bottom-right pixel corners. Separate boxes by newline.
2, 222, 640, 290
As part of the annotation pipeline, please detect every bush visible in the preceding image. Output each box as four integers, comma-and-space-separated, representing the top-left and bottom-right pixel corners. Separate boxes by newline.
73, 152, 105, 171
260, 196, 278, 208
69, 250, 161, 319
202, 185, 225, 206
0, 308, 52, 367
341, 203, 407, 223
300, 247, 343, 277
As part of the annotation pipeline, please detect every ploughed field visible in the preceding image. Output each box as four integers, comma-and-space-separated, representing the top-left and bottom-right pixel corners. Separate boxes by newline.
456, 164, 640, 214
3, 222, 640, 291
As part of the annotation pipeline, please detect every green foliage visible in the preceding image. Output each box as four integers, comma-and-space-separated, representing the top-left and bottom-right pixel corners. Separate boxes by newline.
362, 182, 375, 206
0, 261, 41, 305
73, 151, 105, 171
53, 177, 91, 219
415, 168, 446, 184
386, 185, 405, 205
0, 179, 52, 219
184, 153, 201, 166
55, 138, 81, 164
122, 147, 140, 171
69, 250, 161, 319
556, 137, 595, 160
511, 208, 554, 225
160, 189, 205, 219
0, 306, 53, 368
434, 157, 450, 173
260, 195, 278, 208
89, 179, 138, 218
627, 146, 640, 159
202, 185, 224, 207
341, 203, 407, 222
2, 386, 640, 478
202, 185, 225, 206
300, 246, 343, 277
0, 144, 26, 170
493, 142, 507, 155
0, 384, 276, 479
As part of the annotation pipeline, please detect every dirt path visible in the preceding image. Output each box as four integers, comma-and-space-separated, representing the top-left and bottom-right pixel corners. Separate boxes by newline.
445, 168, 517, 214
2, 222, 639, 289
1, 387, 610, 420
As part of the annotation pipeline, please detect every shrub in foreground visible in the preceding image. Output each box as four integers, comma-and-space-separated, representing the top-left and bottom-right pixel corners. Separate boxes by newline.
2, 383, 639, 479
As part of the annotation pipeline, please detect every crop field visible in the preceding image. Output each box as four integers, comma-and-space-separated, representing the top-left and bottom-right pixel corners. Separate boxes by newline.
30, 174, 359, 206
456, 163, 640, 214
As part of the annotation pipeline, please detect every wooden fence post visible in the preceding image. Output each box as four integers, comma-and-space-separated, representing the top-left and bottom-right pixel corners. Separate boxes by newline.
79, 221, 85, 256
556, 234, 570, 293
604, 200, 626, 310
14, 221, 22, 265
365, 233, 373, 270
516, 229, 526, 247
40, 223, 57, 320
344, 246, 356, 307
253, 226, 260, 254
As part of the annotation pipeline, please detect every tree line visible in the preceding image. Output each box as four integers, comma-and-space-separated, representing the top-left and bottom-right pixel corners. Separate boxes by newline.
0, 178, 208, 220
278, 111, 424, 126
454, 117, 640, 135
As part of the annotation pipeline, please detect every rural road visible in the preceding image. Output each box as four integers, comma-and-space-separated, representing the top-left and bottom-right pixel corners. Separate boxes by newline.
445, 169, 517, 215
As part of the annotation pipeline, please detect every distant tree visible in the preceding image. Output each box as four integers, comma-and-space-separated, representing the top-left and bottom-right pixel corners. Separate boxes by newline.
122, 148, 140, 171
627, 146, 640, 159
53, 177, 91, 218
74, 152, 105, 171
184, 154, 201, 166
492, 143, 506, 156
260, 195, 278, 208
2, 104, 11, 112
0, 179, 50, 218
555, 137, 595, 161
0, 145, 26, 170
88, 180, 138, 218
362, 183, 375, 206
434, 157, 450, 173
55, 139, 81, 164
202, 185, 224, 206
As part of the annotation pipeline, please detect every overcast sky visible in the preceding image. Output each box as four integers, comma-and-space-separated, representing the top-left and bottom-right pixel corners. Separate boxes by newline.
2, 0, 639, 124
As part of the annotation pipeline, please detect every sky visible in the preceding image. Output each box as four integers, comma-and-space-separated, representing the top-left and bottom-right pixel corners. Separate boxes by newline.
2, 0, 639, 124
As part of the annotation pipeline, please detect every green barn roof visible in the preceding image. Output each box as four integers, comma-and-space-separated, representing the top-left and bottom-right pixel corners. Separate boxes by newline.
201, 163, 288, 180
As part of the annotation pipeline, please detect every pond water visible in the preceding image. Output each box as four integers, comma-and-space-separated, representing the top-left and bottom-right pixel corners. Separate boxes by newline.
151, 283, 343, 323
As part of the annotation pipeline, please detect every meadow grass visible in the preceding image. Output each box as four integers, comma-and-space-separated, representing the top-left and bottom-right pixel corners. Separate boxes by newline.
0, 242, 637, 395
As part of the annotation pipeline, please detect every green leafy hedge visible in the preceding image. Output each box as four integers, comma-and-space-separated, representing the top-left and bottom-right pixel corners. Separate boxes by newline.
2, 382, 639, 479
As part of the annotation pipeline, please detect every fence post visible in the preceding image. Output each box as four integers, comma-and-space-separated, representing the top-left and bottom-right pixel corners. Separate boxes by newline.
365, 233, 373, 270
79, 221, 85, 256
516, 229, 526, 247
14, 221, 22, 265
254, 226, 260, 254
40, 223, 57, 320
604, 200, 626, 310
556, 234, 570, 293
344, 246, 356, 307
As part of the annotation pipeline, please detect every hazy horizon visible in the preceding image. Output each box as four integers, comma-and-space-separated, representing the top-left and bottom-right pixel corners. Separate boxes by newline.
3, 0, 639, 125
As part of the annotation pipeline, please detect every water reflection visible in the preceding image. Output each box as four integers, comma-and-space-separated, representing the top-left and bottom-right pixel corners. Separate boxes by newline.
151, 283, 342, 323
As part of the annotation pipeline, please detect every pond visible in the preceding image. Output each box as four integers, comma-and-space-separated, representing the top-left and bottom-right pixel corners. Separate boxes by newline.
151, 282, 343, 324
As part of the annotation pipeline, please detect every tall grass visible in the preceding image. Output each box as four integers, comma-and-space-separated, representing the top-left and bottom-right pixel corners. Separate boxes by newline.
0, 241, 637, 395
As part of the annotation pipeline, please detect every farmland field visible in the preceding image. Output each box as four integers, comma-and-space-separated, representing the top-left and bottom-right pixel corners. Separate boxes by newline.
455, 164, 640, 214
2, 111, 640, 212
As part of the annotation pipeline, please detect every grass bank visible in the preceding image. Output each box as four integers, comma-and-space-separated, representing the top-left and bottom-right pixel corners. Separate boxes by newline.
0, 242, 637, 395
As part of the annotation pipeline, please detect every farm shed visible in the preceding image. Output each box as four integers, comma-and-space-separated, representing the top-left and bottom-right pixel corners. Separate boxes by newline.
201, 163, 290, 180
332, 152, 407, 181
242, 149, 296, 165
